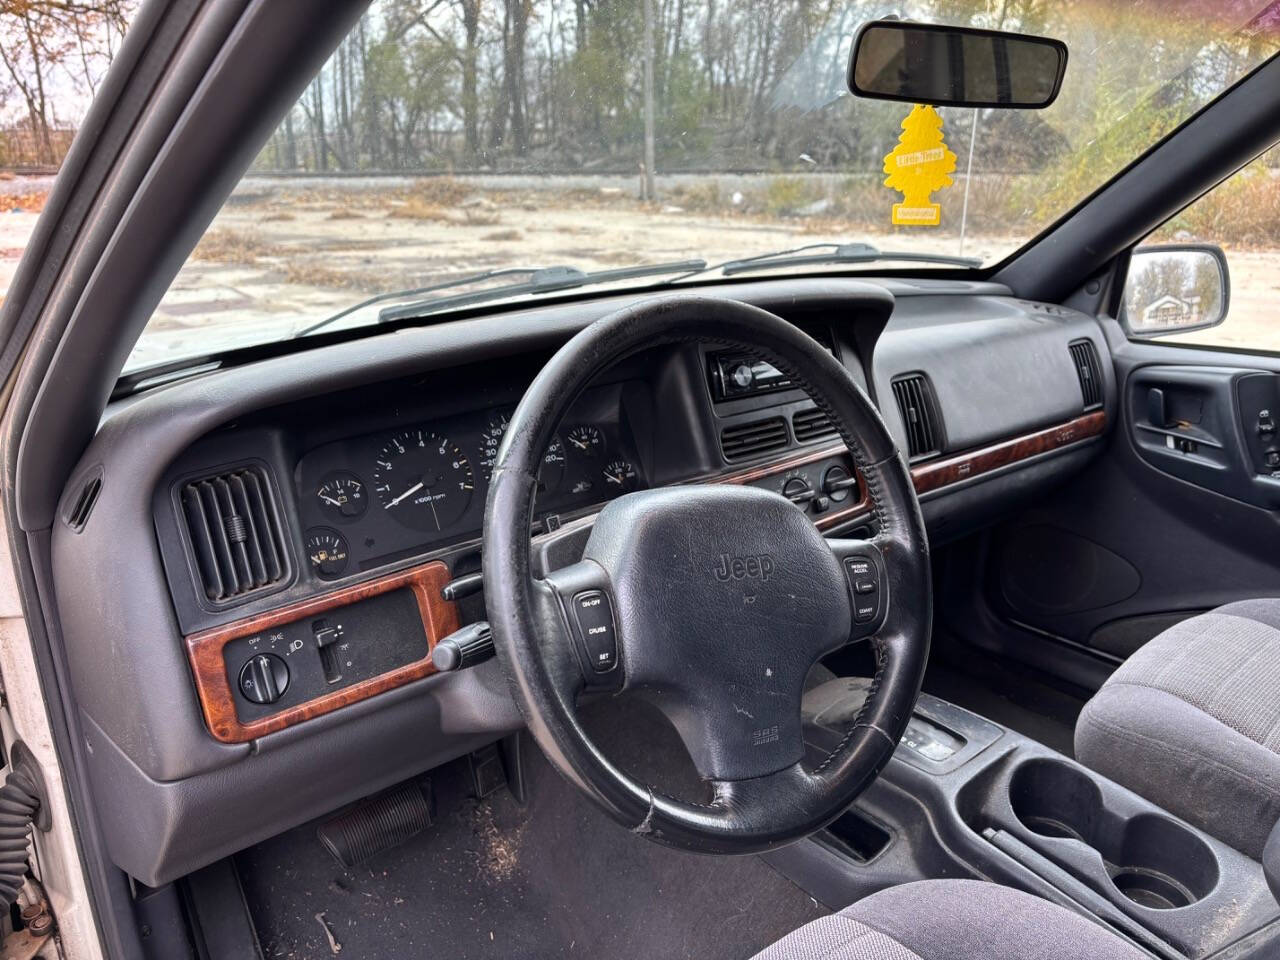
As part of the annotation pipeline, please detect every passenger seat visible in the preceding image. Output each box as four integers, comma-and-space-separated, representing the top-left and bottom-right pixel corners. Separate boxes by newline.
1075, 600, 1280, 859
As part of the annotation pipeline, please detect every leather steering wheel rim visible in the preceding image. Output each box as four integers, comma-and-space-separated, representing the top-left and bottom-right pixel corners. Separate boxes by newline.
483, 295, 931, 854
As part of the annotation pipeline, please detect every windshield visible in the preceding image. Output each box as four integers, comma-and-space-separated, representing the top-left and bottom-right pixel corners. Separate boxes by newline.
128, 0, 1280, 373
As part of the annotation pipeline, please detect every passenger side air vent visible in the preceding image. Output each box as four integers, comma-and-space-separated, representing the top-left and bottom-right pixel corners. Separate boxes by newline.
792, 405, 838, 444
891, 374, 942, 460
720, 416, 789, 462
179, 464, 290, 605
1069, 339, 1103, 410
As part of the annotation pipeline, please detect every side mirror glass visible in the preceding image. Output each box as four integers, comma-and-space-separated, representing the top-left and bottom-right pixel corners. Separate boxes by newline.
848, 20, 1068, 109
1122, 245, 1230, 338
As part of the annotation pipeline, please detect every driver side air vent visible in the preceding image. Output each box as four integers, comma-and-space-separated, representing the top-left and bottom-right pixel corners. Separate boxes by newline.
720, 416, 789, 462
1069, 339, 1103, 410
891, 374, 941, 461
179, 464, 290, 605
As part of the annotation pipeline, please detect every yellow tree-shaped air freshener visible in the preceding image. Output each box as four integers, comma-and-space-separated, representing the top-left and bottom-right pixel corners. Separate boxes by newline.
883, 104, 957, 226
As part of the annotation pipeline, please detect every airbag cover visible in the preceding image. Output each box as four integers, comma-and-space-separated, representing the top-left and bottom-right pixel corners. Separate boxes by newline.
584, 484, 850, 779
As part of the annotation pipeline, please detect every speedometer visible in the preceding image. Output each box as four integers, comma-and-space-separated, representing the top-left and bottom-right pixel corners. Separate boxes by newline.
479, 411, 566, 496
372, 429, 474, 532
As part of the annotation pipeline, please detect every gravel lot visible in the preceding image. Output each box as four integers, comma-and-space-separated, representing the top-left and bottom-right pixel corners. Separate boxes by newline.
0, 174, 1276, 371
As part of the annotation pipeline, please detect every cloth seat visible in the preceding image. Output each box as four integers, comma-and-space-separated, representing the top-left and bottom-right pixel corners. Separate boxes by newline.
751, 879, 1143, 959
1075, 599, 1280, 858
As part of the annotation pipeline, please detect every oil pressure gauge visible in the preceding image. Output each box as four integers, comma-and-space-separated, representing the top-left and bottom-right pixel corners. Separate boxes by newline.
565, 424, 604, 459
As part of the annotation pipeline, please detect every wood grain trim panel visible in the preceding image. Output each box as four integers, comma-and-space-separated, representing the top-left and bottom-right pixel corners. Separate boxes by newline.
910, 410, 1106, 496
711, 445, 872, 531
710, 410, 1106, 527
186, 561, 458, 744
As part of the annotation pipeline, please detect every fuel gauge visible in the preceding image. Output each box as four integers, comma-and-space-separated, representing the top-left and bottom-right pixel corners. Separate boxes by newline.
316, 472, 367, 520
306, 527, 350, 580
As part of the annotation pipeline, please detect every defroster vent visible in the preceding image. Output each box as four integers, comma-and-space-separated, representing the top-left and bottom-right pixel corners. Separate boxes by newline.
720, 416, 789, 462
1069, 339, 1103, 410
179, 464, 289, 605
891, 374, 941, 460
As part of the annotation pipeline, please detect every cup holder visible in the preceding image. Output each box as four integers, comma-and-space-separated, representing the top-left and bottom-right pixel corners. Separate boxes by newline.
1009, 758, 1218, 910
1111, 869, 1195, 911
1009, 755, 1102, 843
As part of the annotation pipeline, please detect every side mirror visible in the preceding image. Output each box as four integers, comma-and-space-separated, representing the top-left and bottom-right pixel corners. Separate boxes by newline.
1121, 244, 1230, 338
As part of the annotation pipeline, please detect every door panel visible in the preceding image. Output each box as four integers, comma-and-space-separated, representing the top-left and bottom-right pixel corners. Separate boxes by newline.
1127, 365, 1280, 508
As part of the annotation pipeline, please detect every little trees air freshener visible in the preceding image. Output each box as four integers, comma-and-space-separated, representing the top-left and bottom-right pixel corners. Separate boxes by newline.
883, 104, 957, 226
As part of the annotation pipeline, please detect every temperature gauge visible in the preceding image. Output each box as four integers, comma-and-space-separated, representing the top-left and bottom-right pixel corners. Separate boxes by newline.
305, 527, 350, 580
601, 459, 639, 494
316, 472, 367, 520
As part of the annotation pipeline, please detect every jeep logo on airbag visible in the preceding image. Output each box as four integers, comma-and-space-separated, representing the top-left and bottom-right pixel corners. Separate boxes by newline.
714, 552, 775, 582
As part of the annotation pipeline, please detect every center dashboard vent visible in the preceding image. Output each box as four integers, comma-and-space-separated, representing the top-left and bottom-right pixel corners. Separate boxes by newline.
1069, 339, 1103, 410
792, 405, 838, 444
720, 416, 789, 462
891, 374, 942, 460
178, 464, 290, 605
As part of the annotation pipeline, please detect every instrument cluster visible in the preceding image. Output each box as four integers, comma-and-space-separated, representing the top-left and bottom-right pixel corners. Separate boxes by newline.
295, 393, 642, 582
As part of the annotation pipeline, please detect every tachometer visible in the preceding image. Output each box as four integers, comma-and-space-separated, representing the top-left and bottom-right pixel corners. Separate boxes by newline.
372, 429, 475, 532
479, 411, 566, 495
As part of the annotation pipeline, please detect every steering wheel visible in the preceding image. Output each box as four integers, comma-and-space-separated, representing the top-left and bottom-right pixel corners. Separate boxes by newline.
483, 296, 931, 854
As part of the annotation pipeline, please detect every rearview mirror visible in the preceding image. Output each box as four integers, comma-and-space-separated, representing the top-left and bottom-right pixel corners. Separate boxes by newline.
848, 20, 1068, 109
1122, 245, 1230, 338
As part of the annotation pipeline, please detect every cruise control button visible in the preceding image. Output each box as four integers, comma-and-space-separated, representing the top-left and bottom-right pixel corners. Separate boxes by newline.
572, 590, 618, 673
843, 556, 881, 625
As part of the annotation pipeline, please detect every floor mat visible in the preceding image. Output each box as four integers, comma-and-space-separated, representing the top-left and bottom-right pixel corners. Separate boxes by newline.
922, 652, 1086, 756
238, 701, 825, 960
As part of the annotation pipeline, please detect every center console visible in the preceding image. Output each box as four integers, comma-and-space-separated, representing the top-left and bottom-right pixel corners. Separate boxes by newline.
771, 678, 1280, 959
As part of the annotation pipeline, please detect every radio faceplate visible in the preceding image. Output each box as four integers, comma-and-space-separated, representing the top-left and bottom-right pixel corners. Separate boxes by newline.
707, 328, 837, 403
708, 353, 794, 400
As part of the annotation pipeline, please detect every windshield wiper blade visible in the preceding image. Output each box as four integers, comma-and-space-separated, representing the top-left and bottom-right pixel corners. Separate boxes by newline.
294, 266, 544, 338
374, 259, 707, 325
700, 242, 981, 277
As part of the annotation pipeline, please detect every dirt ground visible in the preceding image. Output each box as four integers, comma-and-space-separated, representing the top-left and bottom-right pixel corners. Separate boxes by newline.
0, 173, 1276, 371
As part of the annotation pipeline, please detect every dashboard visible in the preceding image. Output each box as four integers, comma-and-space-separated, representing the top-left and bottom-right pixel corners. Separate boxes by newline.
52, 277, 1114, 887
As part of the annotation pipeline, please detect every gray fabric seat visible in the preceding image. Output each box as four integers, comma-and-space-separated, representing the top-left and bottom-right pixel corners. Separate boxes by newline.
752, 879, 1143, 959
1076, 599, 1280, 859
